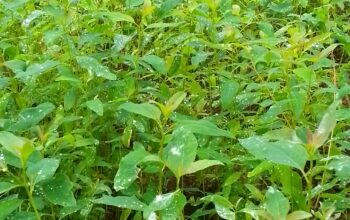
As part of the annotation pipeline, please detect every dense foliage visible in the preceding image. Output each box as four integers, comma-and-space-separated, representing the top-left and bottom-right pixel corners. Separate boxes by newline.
1, 0, 350, 219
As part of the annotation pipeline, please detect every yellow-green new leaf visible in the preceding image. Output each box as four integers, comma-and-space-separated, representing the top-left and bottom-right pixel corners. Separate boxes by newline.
0, 131, 34, 163
183, 160, 223, 175
118, 102, 161, 121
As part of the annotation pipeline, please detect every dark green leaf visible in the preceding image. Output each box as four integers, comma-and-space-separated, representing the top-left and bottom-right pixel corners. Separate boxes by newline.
43, 174, 76, 207
6, 102, 55, 132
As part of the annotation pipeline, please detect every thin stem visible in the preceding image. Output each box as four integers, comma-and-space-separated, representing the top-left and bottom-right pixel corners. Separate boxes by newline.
307, 152, 314, 212
22, 163, 41, 220
156, 120, 165, 193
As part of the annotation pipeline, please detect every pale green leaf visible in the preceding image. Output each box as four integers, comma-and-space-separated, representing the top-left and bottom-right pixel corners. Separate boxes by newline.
312, 102, 338, 148
220, 80, 239, 109
76, 56, 116, 80
146, 22, 184, 29
114, 146, 150, 192
144, 192, 176, 218
183, 160, 223, 175
26, 158, 60, 185
118, 102, 161, 121
158, 191, 186, 219
93, 11, 134, 23
327, 156, 350, 180
64, 88, 76, 111
94, 195, 146, 211
0, 131, 34, 162
176, 120, 234, 138
113, 34, 133, 52
201, 195, 235, 220
0, 182, 19, 194
4, 60, 26, 75
142, 55, 167, 75
163, 128, 198, 178
286, 211, 312, 220
265, 187, 290, 220
293, 68, 315, 84
20, 60, 59, 81
165, 92, 186, 116
239, 136, 308, 170
86, 99, 104, 116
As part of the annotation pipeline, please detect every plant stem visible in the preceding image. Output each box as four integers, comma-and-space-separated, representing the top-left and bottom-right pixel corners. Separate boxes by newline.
22, 164, 41, 220
307, 152, 314, 212
157, 120, 165, 193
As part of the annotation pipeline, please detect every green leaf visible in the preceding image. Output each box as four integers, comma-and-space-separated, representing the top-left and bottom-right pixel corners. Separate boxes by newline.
93, 11, 135, 23
163, 128, 198, 178
118, 102, 161, 121
114, 146, 150, 191
4, 60, 26, 75
64, 88, 76, 111
5, 60, 59, 83
7, 211, 37, 220
327, 156, 350, 180
158, 191, 186, 219
26, 158, 60, 185
293, 68, 315, 85
125, 0, 144, 8
146, 22, 184, 29
164, 92, 186, 117
18, 60, 60, 82
176, 120, 234, 138
201, 195, 235, 220
319, 44, 338, 58
76, 56, 116, 80
0, 93, 11, 117
289, 89, 306, 120
220, 80, 239, 109
113, 34, 133, 52
43, 174, 76, 207
248, 161, 274, 177
0, 131, 34, 163
6, 102, 55, 132
0, 182, 19, 194
286, 211, 312, 220
157, 0, 182, 18
94, 195, 146, 211
142, 55, 167, 75
0, 198, 23, 220
239, 136, 308, 170
183, 160, 223, 175
215, 203, 236, 220
245, 184, 264, 201
312, 102, 338, 149
144, 191, 176, 219
265, 187, 290, 220
85, 99, 104, 116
